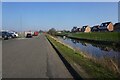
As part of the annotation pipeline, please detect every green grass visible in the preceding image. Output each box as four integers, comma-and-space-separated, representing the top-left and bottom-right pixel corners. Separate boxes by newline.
69, 32, 120, 42
46, 35, 118, 78
56, 32, 70, 36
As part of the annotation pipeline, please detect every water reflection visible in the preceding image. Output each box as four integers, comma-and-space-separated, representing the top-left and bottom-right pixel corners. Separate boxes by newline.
71, 38, 119, 52
57, 36, 120, 59
57, 36, 120, 72
71, 39, 87, 46
71, 39, 77, 44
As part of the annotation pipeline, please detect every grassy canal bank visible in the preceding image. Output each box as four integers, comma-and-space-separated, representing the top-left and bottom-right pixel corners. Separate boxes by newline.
46, 35, 119, 78
56, 32, 120, 43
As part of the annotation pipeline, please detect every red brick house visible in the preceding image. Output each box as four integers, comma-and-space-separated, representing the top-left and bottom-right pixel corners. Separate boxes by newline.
99, 22, 114, 32
91, 25, 100, 32
76, 28, 82, 32
81, 25, 91, 32
71, 26, 77, 32
114, 22, 120, 32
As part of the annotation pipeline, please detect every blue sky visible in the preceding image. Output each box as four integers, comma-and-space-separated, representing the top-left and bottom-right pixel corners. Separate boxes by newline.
2, 2, 118, 31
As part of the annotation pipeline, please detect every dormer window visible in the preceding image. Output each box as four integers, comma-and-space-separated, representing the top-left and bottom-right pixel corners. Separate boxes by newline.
105, 24, 108, 26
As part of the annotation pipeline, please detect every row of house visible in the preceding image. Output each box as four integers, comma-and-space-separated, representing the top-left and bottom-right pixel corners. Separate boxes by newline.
71, 22, 120, 32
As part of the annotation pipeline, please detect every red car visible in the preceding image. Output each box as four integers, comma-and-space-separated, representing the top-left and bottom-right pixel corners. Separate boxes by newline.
34, 31, 39, 36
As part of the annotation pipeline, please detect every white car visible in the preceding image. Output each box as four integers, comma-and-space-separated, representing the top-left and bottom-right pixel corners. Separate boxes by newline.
9, 32, 19, 38
14, 32, 19, 37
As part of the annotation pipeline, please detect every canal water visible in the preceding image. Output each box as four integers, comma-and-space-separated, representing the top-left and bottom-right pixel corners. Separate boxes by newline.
57, 36, 120, 71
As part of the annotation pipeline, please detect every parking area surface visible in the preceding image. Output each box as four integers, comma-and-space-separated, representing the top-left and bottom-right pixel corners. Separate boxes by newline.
0, 40, 2, 78
2, 34, 72, 78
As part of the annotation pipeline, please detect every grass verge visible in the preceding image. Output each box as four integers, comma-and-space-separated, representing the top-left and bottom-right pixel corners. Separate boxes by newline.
46, 34, 119, 78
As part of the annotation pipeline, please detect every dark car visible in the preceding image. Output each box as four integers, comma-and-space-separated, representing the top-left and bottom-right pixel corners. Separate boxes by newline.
1, 31, 9, 40
26, 33, 32, 38
6, 32, 15, 38
1, 31, 15, 40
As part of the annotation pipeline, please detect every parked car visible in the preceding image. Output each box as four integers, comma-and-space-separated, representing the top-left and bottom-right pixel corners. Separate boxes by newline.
9, 31, 19, 38
33, 31, 39, 36
26, 33, 32, 38
8, 32, 15, 38
1, 31, 9, 40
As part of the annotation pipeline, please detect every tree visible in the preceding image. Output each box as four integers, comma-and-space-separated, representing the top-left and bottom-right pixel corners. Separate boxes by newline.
48, 28, 56, 35
39, 30, 43, 33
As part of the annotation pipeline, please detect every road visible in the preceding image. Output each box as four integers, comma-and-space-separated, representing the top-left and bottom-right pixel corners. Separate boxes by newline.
0, 40, 2, 78
2, 34, 73, 78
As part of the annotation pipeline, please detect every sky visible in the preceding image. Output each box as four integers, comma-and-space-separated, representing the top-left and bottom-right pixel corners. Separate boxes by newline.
0, 2, 1, 30
2, 2, 118, 31
118, 1, 120, 22
1, 0, 120, 2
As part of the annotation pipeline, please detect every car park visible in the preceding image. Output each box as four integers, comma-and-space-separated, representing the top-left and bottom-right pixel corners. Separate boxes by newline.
0, 31, 19, 40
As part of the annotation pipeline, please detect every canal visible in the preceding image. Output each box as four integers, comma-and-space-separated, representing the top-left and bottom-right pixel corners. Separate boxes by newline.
57, 36, 120, 72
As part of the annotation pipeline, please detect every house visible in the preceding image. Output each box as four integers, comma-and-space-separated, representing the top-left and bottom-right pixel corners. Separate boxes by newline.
91, 25, 100, 32
81, 25, 91, 32
76, 28, 82, 32
71, 26, 77, 32
114, 22, 120, 32
99, 22, 114, 32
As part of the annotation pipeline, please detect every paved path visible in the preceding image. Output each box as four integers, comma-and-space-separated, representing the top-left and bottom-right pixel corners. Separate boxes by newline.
2, 34, 73, 78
